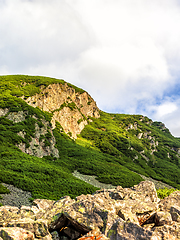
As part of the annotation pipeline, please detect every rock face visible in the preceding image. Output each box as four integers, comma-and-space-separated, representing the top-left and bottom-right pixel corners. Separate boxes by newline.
16, 120, 59, 159
24, 83, 100, 139
1, 181, 180, 239
0, 108, 59, 158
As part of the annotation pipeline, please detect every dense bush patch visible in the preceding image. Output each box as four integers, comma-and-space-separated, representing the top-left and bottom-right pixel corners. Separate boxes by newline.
157, 188, 178, 199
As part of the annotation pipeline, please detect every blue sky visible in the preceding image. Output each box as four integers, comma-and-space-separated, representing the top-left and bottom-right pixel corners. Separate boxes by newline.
1, 0, 180, 136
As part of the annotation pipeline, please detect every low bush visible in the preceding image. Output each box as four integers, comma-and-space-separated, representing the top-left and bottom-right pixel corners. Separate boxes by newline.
157, 188, 177, 199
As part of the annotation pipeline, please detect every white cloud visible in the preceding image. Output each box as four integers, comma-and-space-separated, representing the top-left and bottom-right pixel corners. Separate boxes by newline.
66, 0, 180, 114
0, 0, 94, 71
1, 0, 180, 135
151, 102, 178, 118
150, 100, 180, 137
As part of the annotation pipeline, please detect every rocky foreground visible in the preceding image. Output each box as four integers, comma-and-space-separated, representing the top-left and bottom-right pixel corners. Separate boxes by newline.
0, 181, 180, 240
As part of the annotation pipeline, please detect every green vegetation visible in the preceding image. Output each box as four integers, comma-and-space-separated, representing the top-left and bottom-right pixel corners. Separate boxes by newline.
0, 183, 10, 203
0, 184, 10, 194
0, 75, 180, 204
52, 101, 77, 113
157, 188, 178, 199
67, 102, 77, 111
79, 111, 180, 189
0, 75, 85, 98
0, 111, 143, 200
77, 118, 83, 124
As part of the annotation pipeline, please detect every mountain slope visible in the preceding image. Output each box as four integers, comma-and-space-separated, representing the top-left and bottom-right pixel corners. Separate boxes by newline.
79, 111, 180, 188
0, 75, 179, 203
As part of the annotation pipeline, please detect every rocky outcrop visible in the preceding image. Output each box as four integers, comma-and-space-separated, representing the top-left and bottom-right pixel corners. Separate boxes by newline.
17, 120, 59, 158
0, 108, 59, 158
0, 181, 180, 239
24, 83, 100, 139
0, 108, 9, 117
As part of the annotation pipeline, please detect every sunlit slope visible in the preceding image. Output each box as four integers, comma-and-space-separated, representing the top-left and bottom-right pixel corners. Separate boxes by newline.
0, 75, 144, 201
79, 111, 180, 189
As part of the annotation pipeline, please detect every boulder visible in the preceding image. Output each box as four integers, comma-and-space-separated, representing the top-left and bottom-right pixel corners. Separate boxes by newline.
170, 206, 180, 222
0, 181, 180, 240
154, 211, 172, 226
159, 191, 180, 212
152, 224, 180, 239
0, 227, 35, 240
7, 219, 49, 238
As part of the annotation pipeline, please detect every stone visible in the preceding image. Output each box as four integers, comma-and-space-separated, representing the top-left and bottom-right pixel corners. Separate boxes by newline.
0, 227, 35, 240
0, 108, 8, 117
50, 231, 59, 240
154, 211, 172, 226
78, 228, 108, 240
4, 109, 59, 159
170, 206, 180, 222
7, 219, 50, 238
0, 183, 32, 208
159, 191, 180, 212
1, 181, 180, 239
117, 205, 140, 225
40, 234, 53, 240
33, 199, 55, 210
17, 121, 59, 158
115, 221, 159, 240
0, 206, 20, 225
152, 224, 180, 239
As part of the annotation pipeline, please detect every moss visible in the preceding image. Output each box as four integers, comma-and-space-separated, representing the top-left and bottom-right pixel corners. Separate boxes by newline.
107, 229, 116, 238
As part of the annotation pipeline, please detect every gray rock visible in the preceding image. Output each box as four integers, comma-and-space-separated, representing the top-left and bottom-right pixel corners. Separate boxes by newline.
0, 181, 180, 239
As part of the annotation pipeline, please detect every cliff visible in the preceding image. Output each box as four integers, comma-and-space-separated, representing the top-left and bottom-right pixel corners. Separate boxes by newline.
24, 83, 100, 139
0, 181, 180, 240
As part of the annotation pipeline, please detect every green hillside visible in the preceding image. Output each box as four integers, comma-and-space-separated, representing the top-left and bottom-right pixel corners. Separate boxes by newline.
0, 75, 180, 203
79, 112, 180, 188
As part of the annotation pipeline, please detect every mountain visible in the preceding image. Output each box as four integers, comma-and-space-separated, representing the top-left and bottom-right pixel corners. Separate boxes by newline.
0, 75, 180, 203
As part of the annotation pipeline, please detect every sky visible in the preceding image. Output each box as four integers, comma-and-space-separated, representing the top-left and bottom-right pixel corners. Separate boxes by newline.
1, 0, 180, 137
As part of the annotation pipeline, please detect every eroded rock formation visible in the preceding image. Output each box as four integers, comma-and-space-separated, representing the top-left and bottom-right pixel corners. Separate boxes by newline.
0, 181, 180, 239
24, 83, 100, 139
0, 108, 59, 158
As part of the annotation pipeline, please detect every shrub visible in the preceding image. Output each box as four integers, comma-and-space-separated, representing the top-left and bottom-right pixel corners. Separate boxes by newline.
157, 188, 177, 199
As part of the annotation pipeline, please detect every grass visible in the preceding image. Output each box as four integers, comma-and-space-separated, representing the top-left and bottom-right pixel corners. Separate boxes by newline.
0, 75, 85, 98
